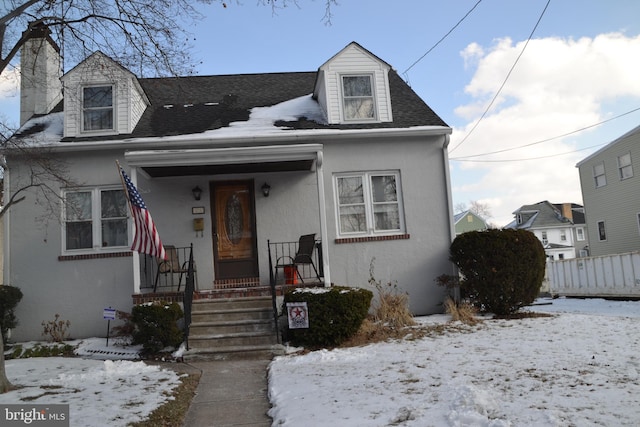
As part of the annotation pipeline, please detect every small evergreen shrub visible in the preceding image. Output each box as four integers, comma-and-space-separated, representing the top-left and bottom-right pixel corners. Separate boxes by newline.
0, 285, 23, 343
131, 302, 184, 354
449, 229, 546, 315
283, 286, 373, 348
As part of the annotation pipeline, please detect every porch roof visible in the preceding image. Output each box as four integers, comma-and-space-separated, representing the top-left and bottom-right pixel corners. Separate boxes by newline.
124, 143, 322, 177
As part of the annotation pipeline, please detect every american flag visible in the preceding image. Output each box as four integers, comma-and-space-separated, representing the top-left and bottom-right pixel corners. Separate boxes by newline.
120, 167, 167, 260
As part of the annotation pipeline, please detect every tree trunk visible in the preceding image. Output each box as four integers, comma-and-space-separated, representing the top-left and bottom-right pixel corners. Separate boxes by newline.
0, 334, 12, 393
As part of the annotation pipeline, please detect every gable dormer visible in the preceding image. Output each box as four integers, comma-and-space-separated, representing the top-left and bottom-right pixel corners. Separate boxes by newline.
61, 51, 149, 138
314, 42, 393, 125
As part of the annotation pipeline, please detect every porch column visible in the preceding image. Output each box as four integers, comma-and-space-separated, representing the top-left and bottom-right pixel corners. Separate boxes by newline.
130, 167, 142, 294
315, 150, 331, 287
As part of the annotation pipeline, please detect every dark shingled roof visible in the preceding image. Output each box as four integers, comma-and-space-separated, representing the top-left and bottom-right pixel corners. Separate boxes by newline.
58, 69, 447, 142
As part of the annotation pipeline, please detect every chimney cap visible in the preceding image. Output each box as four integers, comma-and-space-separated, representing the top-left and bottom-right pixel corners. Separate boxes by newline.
22, 22, 60, 50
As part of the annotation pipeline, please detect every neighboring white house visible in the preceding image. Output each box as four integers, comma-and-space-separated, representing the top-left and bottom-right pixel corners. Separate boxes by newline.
5, 28, 455, 341
576, 124, 640, 257
505, 201, 589, 260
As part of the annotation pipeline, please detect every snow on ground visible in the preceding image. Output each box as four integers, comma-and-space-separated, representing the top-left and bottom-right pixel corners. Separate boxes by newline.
268, 298, 640, 426
0, 338, 182, 427
1, 298, 639, 426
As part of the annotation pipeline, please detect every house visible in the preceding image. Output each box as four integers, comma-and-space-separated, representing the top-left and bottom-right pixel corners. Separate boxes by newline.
576, 124, 640, 257
453, 210, 488, 235
505, 201, 589, 260
4, 28, 455, 341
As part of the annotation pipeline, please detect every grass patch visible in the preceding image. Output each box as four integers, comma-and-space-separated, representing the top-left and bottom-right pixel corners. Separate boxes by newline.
128, 372, 200, 427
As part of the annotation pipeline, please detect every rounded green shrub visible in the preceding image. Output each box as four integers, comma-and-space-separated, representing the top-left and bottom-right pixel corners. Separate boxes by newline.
283, 286, 373, 348
0, 285, 23, 343
449, 229, 546, 315
131, 301, 184, 354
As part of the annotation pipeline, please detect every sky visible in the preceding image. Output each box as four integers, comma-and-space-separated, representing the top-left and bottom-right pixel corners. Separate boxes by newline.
2, 297, 639, 426
1, 0, 640, 226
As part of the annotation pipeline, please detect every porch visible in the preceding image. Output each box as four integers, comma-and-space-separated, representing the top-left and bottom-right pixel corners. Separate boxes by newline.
132, 239, 324, 305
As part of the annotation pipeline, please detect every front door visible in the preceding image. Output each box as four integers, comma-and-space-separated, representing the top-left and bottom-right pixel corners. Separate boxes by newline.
211, 181, 259, 280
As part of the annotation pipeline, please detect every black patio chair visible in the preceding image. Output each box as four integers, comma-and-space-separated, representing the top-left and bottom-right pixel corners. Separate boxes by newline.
275, 233, 321, 284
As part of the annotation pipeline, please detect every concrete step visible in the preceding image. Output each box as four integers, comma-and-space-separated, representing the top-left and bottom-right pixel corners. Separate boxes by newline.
188, 331, 277, 349
183, 344, 285, 361
185, 295, 280, 359
189, 318, 275, 335
192, 296, 274, 311
191, 307, 274, 323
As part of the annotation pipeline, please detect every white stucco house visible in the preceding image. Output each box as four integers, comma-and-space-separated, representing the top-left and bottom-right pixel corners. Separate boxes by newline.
5, 26, 455, 341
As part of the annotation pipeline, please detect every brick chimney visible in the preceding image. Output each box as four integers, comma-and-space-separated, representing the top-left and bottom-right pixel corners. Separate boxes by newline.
562, 203, 573, 222
20, 23, 63, 126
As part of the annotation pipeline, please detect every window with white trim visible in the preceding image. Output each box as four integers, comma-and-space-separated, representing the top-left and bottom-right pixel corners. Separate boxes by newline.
335, 172, 404, 236
593, 162, 606, 188
341, 75, 376, 121
618, 152, 633, 180
560, 230, 567, 241
576, 227, 585, 241
64, 188, 128, 251
82, 85, 114, 132
541, 231, 548, 245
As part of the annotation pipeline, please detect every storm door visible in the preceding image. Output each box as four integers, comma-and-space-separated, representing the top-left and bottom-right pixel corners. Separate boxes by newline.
211, 181, 259, 279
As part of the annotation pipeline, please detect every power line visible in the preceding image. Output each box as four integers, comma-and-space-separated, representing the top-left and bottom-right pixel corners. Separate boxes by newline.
449, 0, 552, 154
451, 106, 640, 160
402, 0, 483, 80
452, 142, 606, 163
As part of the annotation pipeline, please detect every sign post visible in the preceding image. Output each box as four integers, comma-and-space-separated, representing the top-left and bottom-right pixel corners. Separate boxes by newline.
103, 307, 116, 346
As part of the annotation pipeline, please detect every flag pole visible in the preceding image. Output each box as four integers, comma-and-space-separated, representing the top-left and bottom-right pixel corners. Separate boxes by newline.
115, 160, 135, 219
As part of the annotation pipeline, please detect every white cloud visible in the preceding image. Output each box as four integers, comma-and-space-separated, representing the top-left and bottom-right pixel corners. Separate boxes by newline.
450, 32, 640, 226
0, 66, 21, 126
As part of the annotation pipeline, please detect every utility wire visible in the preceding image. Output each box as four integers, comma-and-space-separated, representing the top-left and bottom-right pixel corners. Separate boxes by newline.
451, 106, 640, 160
452, 142, 606, 163
449, 0, 552, 154
402, 0, 483, 80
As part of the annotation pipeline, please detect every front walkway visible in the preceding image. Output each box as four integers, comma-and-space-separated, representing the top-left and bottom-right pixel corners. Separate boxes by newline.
182, 359, 272, 426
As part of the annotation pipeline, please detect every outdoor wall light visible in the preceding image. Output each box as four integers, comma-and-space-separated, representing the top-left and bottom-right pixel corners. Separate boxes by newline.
261, 182, 271, 197
192, 185, 203, 201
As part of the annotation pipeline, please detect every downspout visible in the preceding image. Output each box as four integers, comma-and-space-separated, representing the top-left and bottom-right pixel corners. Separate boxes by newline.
130, 167, 141, 294
315, 149, 331, 287
442, 133, 460, 300
442, 134, 455, 244
2, 169, 10, 286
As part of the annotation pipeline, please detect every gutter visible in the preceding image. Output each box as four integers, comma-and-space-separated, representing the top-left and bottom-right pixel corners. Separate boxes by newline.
24, 125, 452, 153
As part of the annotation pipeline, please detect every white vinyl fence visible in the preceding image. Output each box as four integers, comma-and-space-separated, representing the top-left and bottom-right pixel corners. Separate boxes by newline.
547, 251, 640, 297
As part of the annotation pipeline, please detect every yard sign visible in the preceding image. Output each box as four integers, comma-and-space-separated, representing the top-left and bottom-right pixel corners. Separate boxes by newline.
286, 302, 309, 329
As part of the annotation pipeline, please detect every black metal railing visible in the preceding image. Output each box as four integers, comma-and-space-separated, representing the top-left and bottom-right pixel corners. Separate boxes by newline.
140, 246, 196, 292
183, 244, 195, 350
267, 239, 324, 285
268, 238, 324, 344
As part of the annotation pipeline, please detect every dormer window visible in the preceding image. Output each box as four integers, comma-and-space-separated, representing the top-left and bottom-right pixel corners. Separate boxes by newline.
82, 85, 113, 132
342, 75, 376, 121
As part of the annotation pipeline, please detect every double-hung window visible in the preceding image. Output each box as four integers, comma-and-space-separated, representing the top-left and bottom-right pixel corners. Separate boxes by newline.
82, 85, 114, 132
335, 172, 404, 236
64, 188, 128, 251
593, 162, 606, 188
341, 75, 375, 121
618, 152, 633, 180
